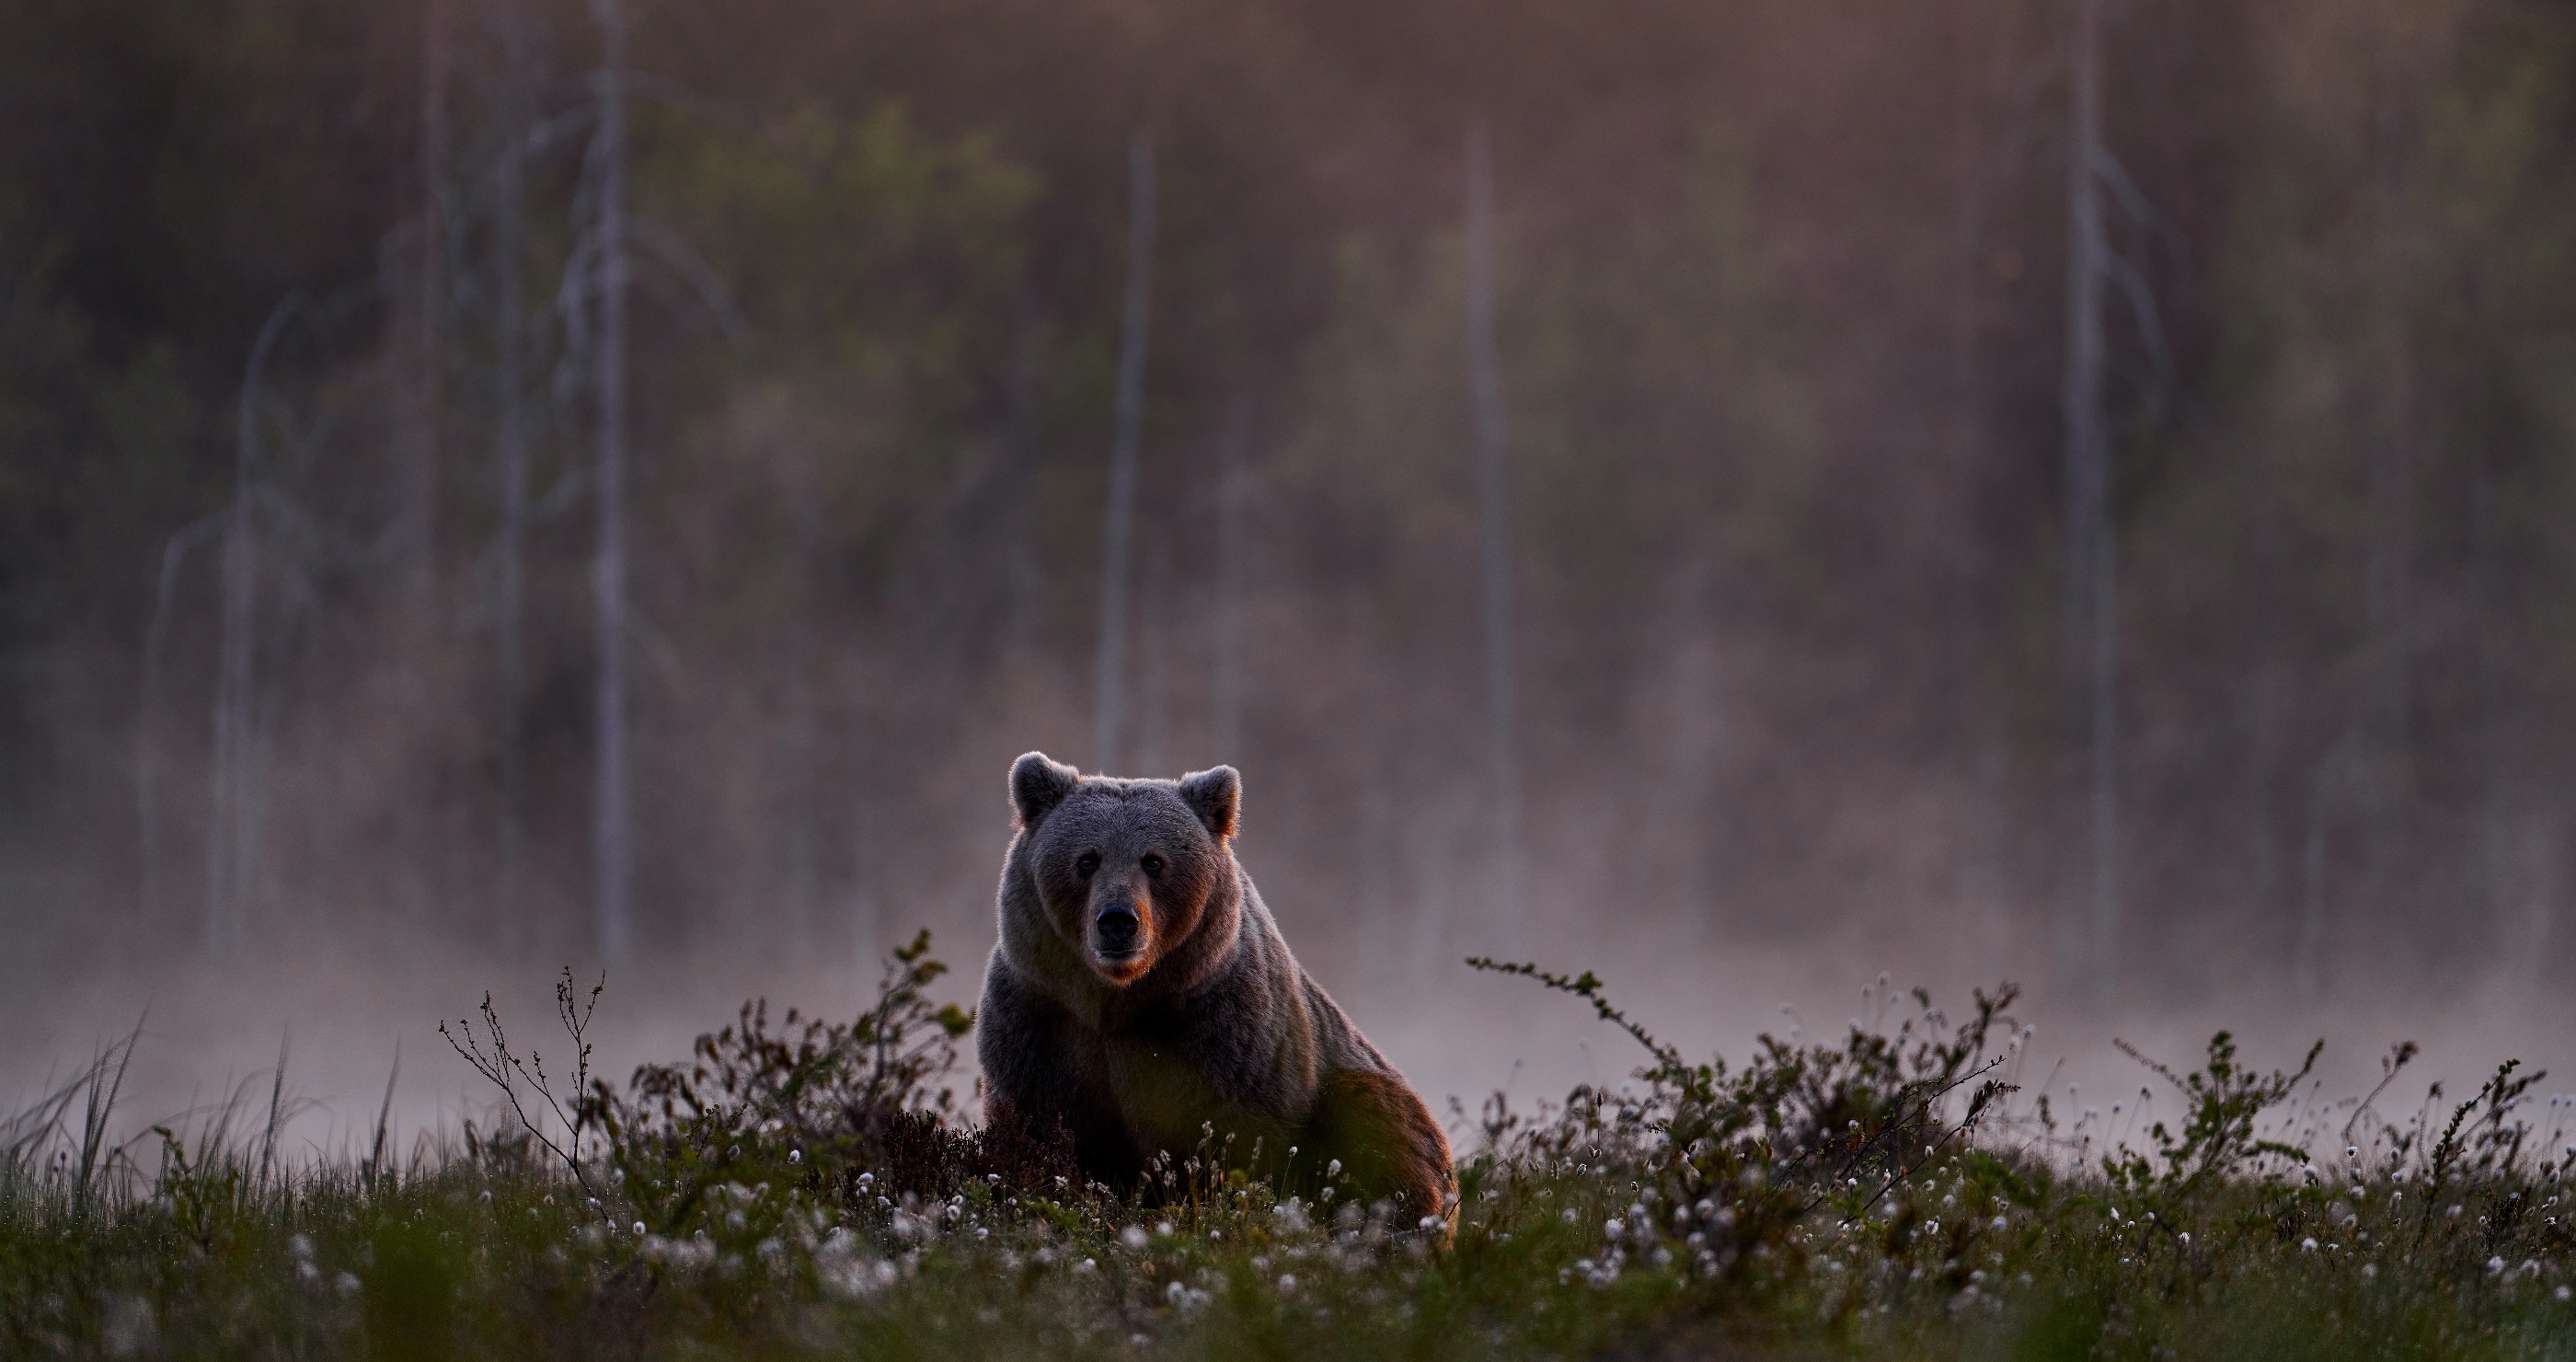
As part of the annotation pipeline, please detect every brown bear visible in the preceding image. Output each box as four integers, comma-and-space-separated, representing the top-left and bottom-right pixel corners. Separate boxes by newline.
975, 752, 1455, 1226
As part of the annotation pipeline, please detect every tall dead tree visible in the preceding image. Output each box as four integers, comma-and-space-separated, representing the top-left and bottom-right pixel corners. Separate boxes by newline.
1465, 121, 1526, 953
206, 299, 300, 968
783, 438, 820, 956
490, 0, 533, 953
589, 0, 634, 964
2061, 0, 2118, 993
1001, 294, 1043, 665
397, 0, 453, 952
2362, 19, 2419, 896
1093, 131, 1156, 776
1211, 389, 1250, 764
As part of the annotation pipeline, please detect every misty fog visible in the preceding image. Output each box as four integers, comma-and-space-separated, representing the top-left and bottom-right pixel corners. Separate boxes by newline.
3, 0, 2572, 1151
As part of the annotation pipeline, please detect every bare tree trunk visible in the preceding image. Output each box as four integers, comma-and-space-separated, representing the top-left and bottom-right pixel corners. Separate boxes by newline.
208, 300, 297, 968
1211, 389, 1249, 764
2246, 659, 2281, 934
848, 727, 881, 971
491, 0, 532, 956
2363, 26, 2418, 897
783, 441, 819, 957
1093, 131, 1155, 776
2294, 731, 2363, 1007
590, 0, 633, 964
1136, 539, 1171, 777
1465, 121, 1525, 954
397, 0, 452, 955
1001, 294, 1042, 666
208, 453, 253, 970
2061, 0, 2117, 994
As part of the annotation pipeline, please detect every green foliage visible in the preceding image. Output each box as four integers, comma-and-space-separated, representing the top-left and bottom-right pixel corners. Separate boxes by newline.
6, 944, 2576, 1358
2106, 1031, 2323, 1198
579, 929, 990, 1238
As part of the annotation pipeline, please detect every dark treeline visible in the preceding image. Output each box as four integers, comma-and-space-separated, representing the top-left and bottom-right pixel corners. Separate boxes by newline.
2, 0, 2571, 1007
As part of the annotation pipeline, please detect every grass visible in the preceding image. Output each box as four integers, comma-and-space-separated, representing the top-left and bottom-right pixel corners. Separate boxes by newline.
3, 939, 2572, 1359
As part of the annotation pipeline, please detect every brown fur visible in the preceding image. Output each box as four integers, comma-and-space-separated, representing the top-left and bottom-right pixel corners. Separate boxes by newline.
976, 752, 1455, 1226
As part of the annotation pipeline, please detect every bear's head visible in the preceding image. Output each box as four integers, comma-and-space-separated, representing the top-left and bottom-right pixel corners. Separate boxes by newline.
1008, 751, 1239, 987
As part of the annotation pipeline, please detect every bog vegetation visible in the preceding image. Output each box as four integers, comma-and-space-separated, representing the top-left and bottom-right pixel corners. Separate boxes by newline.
5, 937, 2571, 1358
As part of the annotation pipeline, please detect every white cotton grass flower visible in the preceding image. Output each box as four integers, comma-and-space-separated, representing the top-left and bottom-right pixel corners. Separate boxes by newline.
1121, 1225, 1149, 1251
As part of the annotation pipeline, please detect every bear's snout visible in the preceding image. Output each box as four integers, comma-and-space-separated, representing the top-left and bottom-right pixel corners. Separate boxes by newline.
1093, 900, 1142, 954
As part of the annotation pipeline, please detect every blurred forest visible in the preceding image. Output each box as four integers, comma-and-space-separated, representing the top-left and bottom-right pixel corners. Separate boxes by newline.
2, 0, 2572, 1017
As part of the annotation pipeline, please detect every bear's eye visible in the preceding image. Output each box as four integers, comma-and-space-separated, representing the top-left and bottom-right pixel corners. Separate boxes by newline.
1075, 851, 1100, 877
1140, 853, 1165, 877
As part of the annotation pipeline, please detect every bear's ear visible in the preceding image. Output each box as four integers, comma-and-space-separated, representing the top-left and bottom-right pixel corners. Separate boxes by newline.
1177, 765, 1240, 840
1011, 752, 1080, 828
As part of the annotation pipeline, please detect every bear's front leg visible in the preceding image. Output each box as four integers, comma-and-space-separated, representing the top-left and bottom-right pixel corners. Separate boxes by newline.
1305, 1068, 1456, 1229
976, 962, 1140, 1188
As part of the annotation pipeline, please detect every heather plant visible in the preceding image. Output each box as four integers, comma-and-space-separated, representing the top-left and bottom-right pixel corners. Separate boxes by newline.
4, 938, 2573, 1358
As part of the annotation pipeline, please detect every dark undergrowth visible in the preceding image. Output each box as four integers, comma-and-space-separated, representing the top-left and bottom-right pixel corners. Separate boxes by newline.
4, 938, 2573, 1359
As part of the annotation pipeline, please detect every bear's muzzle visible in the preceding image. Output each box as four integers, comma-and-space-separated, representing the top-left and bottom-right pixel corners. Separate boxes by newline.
1094, 900, 1141, 954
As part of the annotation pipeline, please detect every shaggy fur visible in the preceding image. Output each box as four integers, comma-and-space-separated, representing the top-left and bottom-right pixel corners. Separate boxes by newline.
976, 752, 1455, 1224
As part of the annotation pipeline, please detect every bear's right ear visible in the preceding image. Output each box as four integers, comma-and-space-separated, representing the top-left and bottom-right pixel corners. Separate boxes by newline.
1011, 751, 1080, 828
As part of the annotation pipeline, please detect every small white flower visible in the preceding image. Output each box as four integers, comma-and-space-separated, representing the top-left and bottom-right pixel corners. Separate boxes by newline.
1155, 1221, 1173, 1237
1075, 1258, 1097, 1273
1605, 1219, 1625, 1238
1121, 1226, 1149, 1251
1277, 1273, 1297, 1291
632, 1221, 646, 1236
2488, 1256, 2507, 1275
788, 1149, 802, 1165
1326, 1160, 1342, 1177
2302, 1238, 2318, 1252
333, 1272, 362, 1298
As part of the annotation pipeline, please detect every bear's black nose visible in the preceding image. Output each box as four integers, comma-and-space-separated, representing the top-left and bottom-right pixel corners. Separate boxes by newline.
1094, 903, 1141, 952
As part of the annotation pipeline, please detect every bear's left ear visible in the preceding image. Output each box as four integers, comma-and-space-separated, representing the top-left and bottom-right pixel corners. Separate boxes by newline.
1178, 765, 1240, 840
